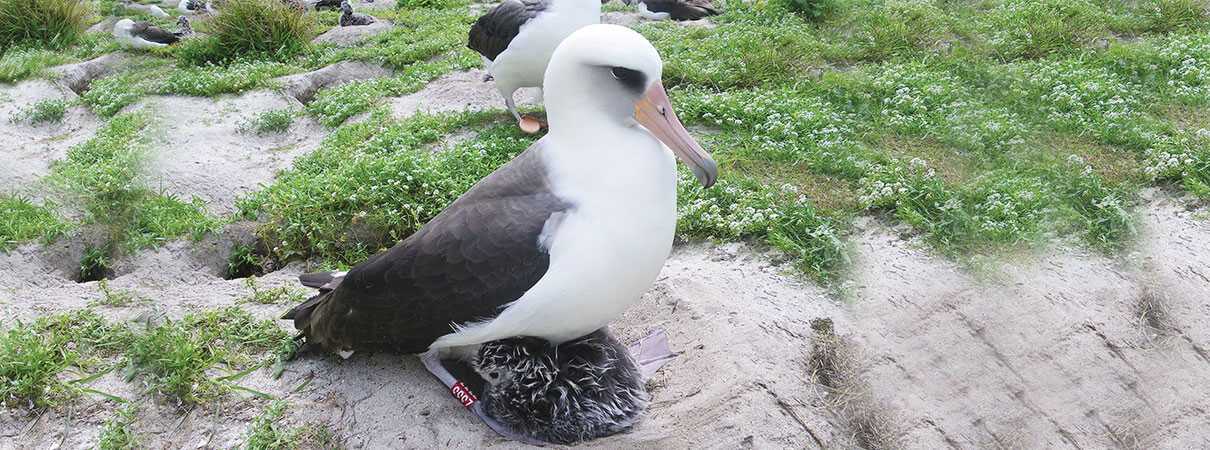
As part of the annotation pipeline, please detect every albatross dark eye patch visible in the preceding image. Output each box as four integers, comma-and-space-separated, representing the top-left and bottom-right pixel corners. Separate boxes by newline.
610, 66, 645, 92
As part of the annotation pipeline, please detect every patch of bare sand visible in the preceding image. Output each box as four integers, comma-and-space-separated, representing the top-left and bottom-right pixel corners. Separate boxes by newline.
388, 68, 538, 119
130, 92, 325, 217
0, 80, 104, 198
844, 197, 1210, 448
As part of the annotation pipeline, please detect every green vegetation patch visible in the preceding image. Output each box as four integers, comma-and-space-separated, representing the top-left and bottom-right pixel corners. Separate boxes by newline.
12, 96, 67, 124
306, 56, 474, 127
3, 306, 294, 412
82, 58, 297, 117
90, 279, 153, 307
0, 310, 133, 409
239, 108, 296, 135
39, 113, 220, 265
0, 0, 90, 49
95, 403, 143, 450
0, 195, 71, 251
238, 276, 306, 305
125, 306, 289, 405
242, 400, 342, 449
333, 5, 476, 69
241, 110, 530, 265
0, 34, 121, 83
175, 0, 318, 66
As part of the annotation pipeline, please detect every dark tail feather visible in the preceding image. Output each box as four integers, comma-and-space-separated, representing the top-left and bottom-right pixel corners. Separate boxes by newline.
298, 271, 335, 289
282, 290, 328, 325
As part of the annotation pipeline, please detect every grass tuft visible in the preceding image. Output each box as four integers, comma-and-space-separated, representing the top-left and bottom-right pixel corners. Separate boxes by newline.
243, 400, 301, 449
175, 0, 317, 65
90, 279, 153, 307
0, 0, 89, 49
0, 310, 132, 410
0, 195, 71, 251
95, 403, 142, 450
238, 276, 306, 305
125, 307, 289, 405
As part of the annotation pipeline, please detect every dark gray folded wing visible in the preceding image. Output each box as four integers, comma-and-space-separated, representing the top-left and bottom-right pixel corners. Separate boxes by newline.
285, 142, 572, 354
467, 0, 549, 62
132, 21, 181, 44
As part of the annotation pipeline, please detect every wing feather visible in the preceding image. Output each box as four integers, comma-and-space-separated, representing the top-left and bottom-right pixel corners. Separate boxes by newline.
133, 21, 181, 44
467, 0, 549, 61
287, 142, 572, 354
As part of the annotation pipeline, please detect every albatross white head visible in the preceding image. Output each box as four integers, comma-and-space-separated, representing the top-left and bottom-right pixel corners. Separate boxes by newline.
541, 24, 718, 188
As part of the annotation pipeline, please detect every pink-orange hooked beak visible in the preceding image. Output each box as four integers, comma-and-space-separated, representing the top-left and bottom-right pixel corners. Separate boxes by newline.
635, 81, 718, 188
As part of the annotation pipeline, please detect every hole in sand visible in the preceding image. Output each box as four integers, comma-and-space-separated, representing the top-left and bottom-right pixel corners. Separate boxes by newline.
78, 246, 116, 282
224, 243, 267, 280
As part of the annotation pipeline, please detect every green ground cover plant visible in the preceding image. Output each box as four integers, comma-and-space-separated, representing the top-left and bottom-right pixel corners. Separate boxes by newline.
239, 108, 296, 135
12, 96, 66, 123
82, 58, 298, 117
238, 276, 306, 305
2, 306, 294, 414
90, 279, 153, 307
240, 110, 521, 265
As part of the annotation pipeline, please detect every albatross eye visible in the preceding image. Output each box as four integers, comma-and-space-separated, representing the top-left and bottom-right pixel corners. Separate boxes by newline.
610, 66, 646, 92
611, 66, 641, 81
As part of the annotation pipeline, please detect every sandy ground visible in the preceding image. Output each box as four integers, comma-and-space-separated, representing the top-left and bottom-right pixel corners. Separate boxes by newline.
0, 80, 104, 200
2, 41, 1210, 448
135, 92, 326, 217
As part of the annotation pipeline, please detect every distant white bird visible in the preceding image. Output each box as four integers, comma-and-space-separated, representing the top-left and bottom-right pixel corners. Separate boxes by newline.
338, 1, 376, 26
149, 4, 169, 18
113, 18, 180, 49
467, 0, 600, 131
178, 0, 213, 14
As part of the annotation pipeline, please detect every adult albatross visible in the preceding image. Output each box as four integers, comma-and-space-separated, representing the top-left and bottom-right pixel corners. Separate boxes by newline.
467, 0, 600, 132
284, 24, 717, 361
626, 0, 722, 21
113, 19, 180, 49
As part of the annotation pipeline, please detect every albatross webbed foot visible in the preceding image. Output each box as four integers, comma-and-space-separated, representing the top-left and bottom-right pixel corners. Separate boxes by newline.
626, 329, 678, 380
